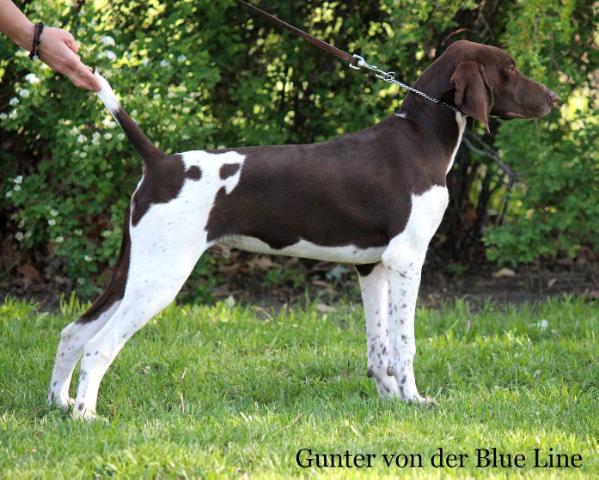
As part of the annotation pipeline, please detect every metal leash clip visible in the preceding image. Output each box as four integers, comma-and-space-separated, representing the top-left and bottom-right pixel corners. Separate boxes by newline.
349, 53, 458, 112
349, 54, 367, 70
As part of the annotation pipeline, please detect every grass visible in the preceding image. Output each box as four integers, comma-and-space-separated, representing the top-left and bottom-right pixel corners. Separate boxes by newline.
0, 296, 597, 478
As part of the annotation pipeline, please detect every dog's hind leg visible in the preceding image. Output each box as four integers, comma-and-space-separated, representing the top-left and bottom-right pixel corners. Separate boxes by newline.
72, 202, 207, 419
357, 263, 400, 397
48, 206, 132, 410
72, 253, 204, 418
48, 303, 120, 410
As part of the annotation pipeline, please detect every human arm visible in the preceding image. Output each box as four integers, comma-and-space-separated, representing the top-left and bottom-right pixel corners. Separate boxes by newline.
0, 0, 100, 91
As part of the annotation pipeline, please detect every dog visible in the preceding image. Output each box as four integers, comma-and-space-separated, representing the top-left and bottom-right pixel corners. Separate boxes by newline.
48, 40, 558, 419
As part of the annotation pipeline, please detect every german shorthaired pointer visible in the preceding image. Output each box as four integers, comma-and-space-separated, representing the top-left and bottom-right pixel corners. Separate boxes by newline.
49, 40, 558, 419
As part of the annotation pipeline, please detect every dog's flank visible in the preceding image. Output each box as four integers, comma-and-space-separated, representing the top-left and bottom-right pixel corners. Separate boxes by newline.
95, 72, 163, 163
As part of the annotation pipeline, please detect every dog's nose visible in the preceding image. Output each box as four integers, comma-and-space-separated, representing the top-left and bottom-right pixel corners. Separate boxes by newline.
548, 89, 560, 106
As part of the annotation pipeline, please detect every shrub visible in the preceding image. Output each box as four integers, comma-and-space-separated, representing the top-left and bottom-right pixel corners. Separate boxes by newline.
484, 0, 598, 264
0, 0, 596, 297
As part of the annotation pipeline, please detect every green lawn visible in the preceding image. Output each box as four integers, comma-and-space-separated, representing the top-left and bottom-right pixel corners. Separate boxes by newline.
0, 296, 597, 478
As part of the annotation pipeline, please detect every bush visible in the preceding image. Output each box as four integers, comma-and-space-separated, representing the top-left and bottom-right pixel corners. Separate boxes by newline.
483, 0, 598, 263
0, 0, 596, 297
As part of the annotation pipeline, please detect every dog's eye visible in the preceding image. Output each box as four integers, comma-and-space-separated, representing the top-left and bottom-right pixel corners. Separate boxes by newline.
507, 64, 516, 74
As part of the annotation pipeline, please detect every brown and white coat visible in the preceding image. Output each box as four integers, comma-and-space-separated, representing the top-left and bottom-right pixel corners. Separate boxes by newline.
48, 40, 558, 419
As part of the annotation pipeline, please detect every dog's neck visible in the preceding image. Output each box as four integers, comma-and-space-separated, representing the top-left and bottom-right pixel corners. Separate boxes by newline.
396, 55, 465, 167
401, 54, 460, 121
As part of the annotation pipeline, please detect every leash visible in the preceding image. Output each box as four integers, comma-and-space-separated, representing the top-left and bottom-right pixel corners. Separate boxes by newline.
237, 0, 459, 113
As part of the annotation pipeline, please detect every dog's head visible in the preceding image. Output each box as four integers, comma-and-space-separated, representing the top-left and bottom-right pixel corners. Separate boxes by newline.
442, 40, 559, 131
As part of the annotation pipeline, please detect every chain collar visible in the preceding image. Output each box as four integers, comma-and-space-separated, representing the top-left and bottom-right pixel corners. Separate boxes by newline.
350, 55, 460, 113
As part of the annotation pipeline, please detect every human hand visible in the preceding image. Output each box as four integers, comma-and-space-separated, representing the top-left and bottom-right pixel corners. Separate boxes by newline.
38, 26, 100, 92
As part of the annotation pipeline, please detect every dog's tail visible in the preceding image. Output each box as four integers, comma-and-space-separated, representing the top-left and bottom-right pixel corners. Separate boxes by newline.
94, 71, 164, 163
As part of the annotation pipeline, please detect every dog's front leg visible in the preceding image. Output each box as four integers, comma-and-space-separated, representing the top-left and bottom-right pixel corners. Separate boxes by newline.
381, 238, 435, 405
357, 263, 400, 397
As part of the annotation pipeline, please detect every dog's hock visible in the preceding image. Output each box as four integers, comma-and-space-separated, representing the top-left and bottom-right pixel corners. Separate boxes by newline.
94, 71, 120, 114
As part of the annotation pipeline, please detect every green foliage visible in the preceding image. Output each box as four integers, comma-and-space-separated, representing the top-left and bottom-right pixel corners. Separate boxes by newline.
1, 1, 226, 294
0, 0, 596, 295
486, 118, 599, 263
484, 0, 598, 263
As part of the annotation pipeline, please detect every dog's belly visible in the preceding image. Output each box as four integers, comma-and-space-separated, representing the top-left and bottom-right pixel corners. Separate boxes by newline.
221, 235, 385, 264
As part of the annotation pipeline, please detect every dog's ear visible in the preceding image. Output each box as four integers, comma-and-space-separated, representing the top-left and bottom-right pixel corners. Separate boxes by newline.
451, 61, 493, 133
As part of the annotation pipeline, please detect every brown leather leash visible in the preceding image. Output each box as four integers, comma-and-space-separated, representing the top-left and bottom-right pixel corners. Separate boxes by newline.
236, 1, 459, 113
237, 0, 358, 67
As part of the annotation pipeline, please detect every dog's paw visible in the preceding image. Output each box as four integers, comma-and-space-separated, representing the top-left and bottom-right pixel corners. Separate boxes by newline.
410, 395, 438, 408
73, 413, 109, 424
71, 404, 100, 421
48, 393, 75, 411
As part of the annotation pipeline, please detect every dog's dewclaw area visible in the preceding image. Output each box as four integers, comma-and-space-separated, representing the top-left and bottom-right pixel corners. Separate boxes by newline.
0, 297, 597, 478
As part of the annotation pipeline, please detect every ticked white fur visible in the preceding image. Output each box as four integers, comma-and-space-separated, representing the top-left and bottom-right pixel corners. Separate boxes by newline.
53, 73, 457, 418
388, 186, 448, 396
